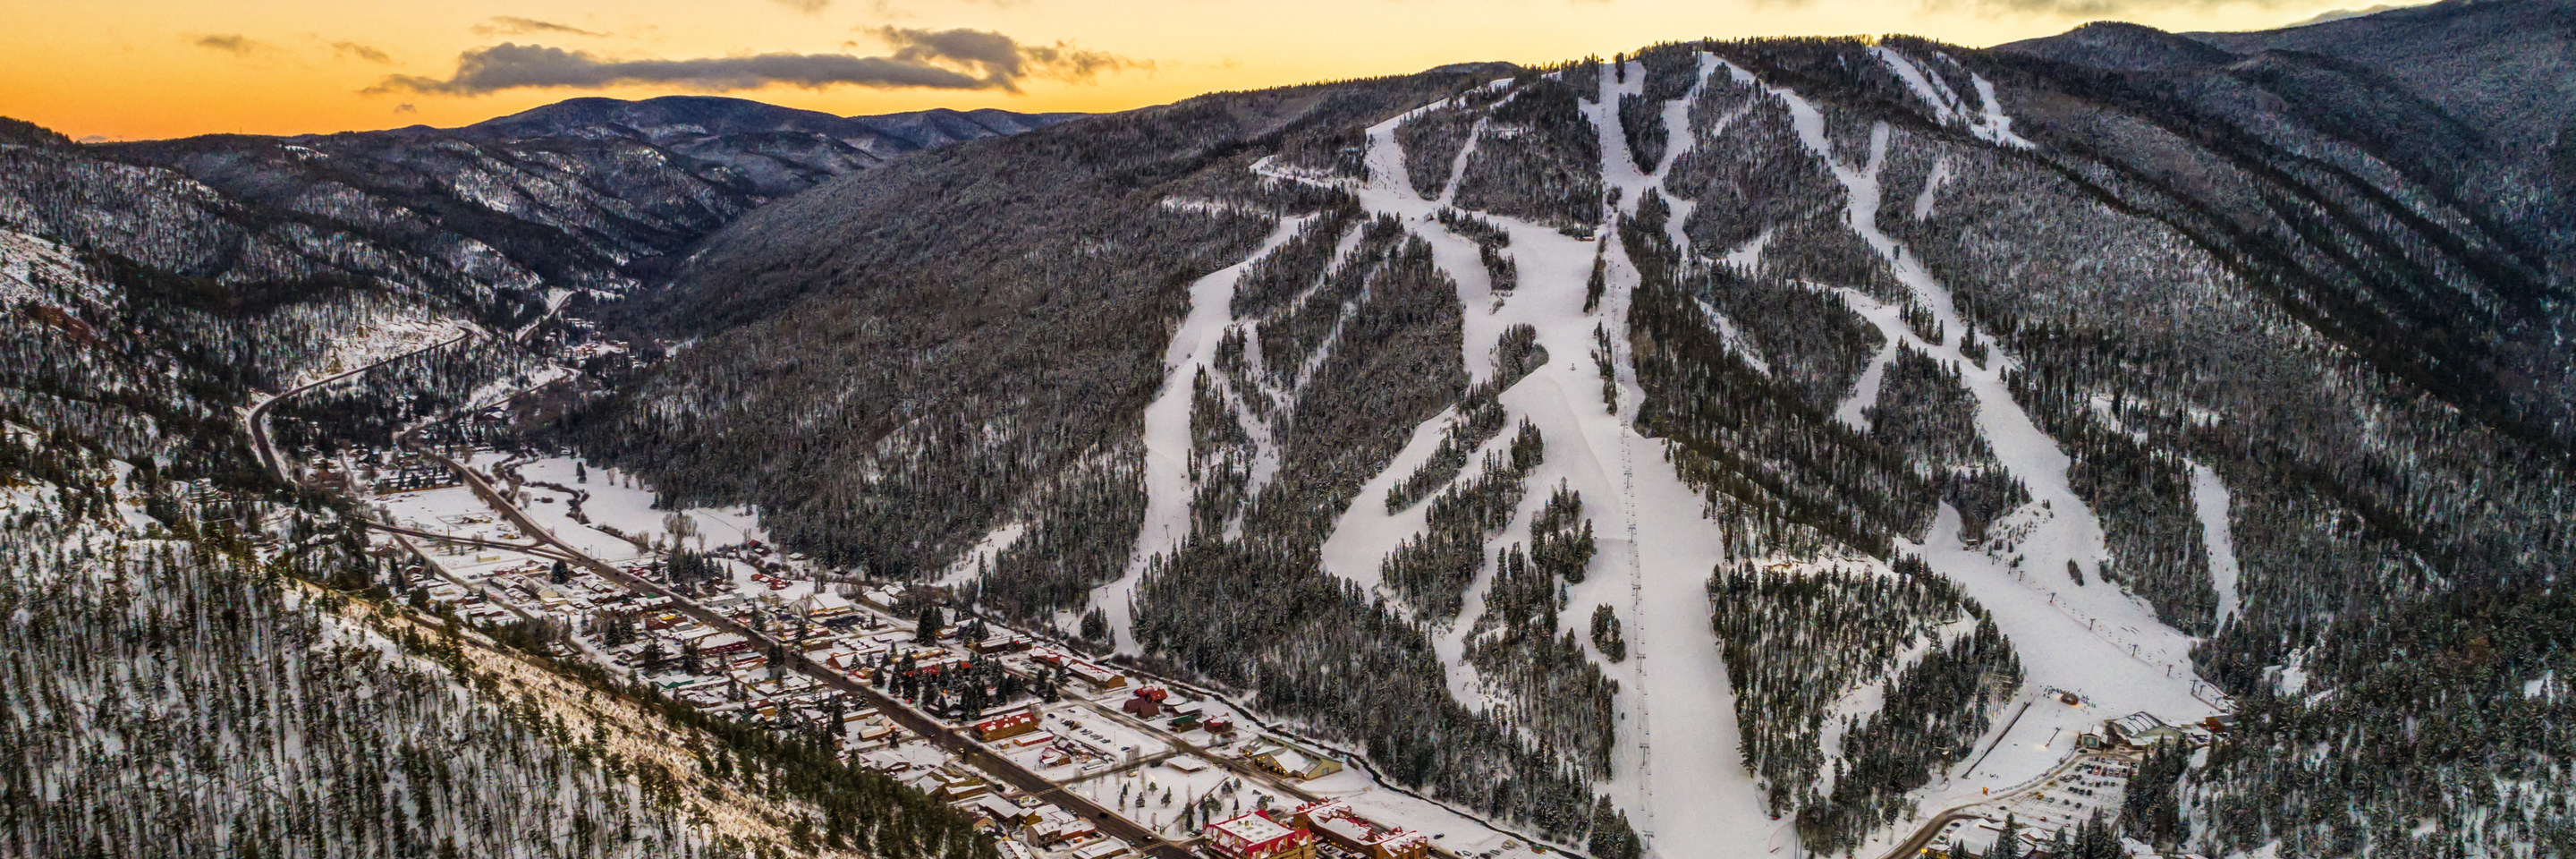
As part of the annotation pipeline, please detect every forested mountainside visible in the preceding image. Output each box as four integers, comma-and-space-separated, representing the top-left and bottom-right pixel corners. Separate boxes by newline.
572, 1, 2575, 856
0, 225, 989, 859
453, 98, 1084, 196
1, 95, 1049, 858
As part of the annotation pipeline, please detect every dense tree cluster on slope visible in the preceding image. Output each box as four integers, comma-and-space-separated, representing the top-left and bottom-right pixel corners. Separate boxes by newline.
1467, 483, 1614, 774
1707, 557, 2017, 852
0, 484, 707, 859
1233, 203, 1362, 319
978, 442, 1145, 623
1451, 76, 1606, 235
1394, 91, 1501, 200
1112, 108, 1614, 838
1861, 346, 2032, 544
1252, 216, 1409, 388
1696, 263, 1885, 412
1435, 208, 1519, 293
1384, 385, 1508, 514
1381, 422, 1543, 619
270, 336, 555, 451
1682, 26, 2576, 853
1626, 192, 1930, 557
566, 67, 1512, 587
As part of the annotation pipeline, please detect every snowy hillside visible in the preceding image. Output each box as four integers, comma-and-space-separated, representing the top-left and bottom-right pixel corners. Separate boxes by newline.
6, 4, 2571, 859
580, 8, 2576, 857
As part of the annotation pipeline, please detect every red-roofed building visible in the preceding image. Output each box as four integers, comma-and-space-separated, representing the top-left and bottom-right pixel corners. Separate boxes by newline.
1204, 811, 1314, 859
1123, 690, 1164, 719
977, 710, 1039, 742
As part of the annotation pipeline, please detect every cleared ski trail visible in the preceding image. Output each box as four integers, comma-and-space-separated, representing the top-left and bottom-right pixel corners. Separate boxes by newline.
2190, 463, 2244, 625
1740, 58, 2217, 848
1089, 215, 1312, 653
1252, 51, 2208, 857
1268, 62, 1779, 858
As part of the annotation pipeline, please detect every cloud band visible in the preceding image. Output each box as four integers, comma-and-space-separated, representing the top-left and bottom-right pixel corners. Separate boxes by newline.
369, 29, 1140, 96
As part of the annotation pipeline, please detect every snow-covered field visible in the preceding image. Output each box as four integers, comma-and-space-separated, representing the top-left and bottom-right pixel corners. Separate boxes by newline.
1062, 755, 1266, 840
504, 455, 766, 557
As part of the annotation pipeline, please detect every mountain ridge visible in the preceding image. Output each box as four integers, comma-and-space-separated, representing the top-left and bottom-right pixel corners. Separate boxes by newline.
4, 4, 2572, 858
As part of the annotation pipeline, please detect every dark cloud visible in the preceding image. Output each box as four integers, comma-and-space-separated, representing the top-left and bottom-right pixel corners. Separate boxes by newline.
472, 16, 609, 37
367, 43, 987, 95
193, 34, 268, 55
334, 41, 393, 64
773, 0, 830, 12
394, 104, 419, 114
873, 26, 1148, 88
369, 30, 1142, 97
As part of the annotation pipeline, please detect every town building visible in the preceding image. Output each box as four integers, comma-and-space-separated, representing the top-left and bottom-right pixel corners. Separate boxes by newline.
1247, 742, 1343, 780
979, 710, 1041, 742
1124, 686, 1169, 719
1069, 838, 1134, 859
1205, 811, 1316, 859
1291, 800, 1433, 859
2106, 712, 2186, 747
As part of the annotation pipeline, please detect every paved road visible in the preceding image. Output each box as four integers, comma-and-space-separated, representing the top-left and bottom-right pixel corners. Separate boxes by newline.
244, 332, 474, 482
249, 333, 1193, 859
1868, 752, 2125, 859
365, 520, 578, 561
252, 328, 1513, 859
417, 443, 1199, 859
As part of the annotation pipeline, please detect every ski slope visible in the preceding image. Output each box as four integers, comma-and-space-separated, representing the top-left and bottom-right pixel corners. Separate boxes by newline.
1737, 56, 2219, 848
1087, 214, 1311, 653
1294, 58, 1777, 859
1216, 47, 2223, 857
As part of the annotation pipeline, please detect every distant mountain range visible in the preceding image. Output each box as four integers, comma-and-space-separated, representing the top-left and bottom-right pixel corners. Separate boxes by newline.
0, 95, 1084, 339
429, 96, 1087, 196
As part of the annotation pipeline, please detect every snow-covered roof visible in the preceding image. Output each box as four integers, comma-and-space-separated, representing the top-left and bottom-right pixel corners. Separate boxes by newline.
2111, 711, 2175, 738
1209, 812, 1293, 844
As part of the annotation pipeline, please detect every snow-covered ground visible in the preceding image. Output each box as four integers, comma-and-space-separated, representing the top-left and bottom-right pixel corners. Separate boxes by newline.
1115, 47, 2246, 857
1733, 51, 2221, 849
1062, 753, 1261, 840
1272, 57, 1780, 858
507, 455, 765, 556
1258, 49, 2230, 857
1089, 215, 1309, 653
2190, 463, 2244, 625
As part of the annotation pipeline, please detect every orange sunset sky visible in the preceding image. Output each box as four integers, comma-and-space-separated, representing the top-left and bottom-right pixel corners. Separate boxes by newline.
2, 0, 2393, 141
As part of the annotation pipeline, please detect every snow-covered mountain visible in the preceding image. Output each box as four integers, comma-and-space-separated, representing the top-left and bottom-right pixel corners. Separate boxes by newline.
5, 2, 2572, 857
572, 4, 2575, 857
